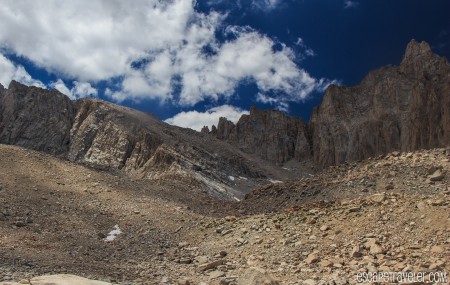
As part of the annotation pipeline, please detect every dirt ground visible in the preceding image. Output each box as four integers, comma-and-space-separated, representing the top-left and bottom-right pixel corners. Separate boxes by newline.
0, 144, 448, 284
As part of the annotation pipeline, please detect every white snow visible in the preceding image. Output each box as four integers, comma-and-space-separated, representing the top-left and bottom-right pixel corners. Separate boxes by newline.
228, 176, 235, 181
104, 224, 122, 241
239, 176, 248, 180
268, 179, 283, 184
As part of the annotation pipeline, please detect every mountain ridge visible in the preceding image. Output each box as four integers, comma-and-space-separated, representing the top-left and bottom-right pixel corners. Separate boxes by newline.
0, 39, 448, 201
210, 39, 449, 168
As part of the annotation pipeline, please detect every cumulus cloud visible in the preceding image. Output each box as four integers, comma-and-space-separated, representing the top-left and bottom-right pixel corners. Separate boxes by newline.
0, 0, 334, 107
165, 105, 249, 131
50, 79, 98, 100
0, 53, 45, 88
344, 1, 359, 9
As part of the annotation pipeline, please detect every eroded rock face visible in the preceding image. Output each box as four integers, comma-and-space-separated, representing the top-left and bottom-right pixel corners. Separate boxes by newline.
68, 99, 162, 170
311, 40, 450, 168
0, 81, 75, 155
212, 106, 311, 164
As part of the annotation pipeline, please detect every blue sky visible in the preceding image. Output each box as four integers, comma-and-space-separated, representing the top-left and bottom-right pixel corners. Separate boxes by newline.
0, 0, 449, 131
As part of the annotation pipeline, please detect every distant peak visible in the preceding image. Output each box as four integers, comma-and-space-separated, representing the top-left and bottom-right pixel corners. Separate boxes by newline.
8, 80, 27, 90
402, 39, 433, 63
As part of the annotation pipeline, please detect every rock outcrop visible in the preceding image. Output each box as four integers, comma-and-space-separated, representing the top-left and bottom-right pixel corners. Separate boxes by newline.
209, 40, 449, 169
311, 40, 450, 168
211, 106, 311, 164
0, 81, 76, 155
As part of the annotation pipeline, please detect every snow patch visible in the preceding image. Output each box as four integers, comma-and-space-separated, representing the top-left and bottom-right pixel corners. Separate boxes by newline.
104, 225, 122, 241
239, 176, 248, 180
269, 179, 283, 184
228, 176, 235, 181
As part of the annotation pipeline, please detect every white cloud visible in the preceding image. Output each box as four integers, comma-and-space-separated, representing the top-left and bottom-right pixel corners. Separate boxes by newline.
0, 0, 194, 81
344, 1, 359, 9
165, 105, 249, 131
0, 53, 45, 88
256, 93, 289, 112
0, 0, 334, 107
295, 37, 316, 57
50, 79, 97, 100
252, 0, 283, 11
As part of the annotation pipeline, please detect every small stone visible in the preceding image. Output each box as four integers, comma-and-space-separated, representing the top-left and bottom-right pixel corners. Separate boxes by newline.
347, 207, 360, 213
195, 256, 209, 264
431, 246, 444, 253
14, 221, 27, 227
430, 199, 444, 206
237, 267, 280, 285
209, 271, 225, 279
429, 170, 444, 181
369, 244, 385, 255
225, 215, 237, 222
302, 279, 317, 285
198, 259, 225, 271
320, 225, 329, 231
370, 193, 385, 203
385, 184, 394, 190
320, 260, 333, 267
351, 245, 363, 258
179, 258, 192, 264
304, 253, 319, 264
178, 279, 191, 285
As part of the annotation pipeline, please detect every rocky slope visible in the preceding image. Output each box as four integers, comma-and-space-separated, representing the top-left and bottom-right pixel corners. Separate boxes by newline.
210, 40, 449, 169
0, 145, 448, 285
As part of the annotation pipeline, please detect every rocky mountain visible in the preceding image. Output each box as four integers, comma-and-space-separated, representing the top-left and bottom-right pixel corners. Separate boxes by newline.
209, 107, 311, 164
311, 40, 450, 168
0, 82, 295, 201
210, 40, 449, 169
0, 81, 75, 155
0, 40, 448, 201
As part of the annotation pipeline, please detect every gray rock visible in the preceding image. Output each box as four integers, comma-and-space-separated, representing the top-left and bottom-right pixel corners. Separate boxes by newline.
311, 40, 450, 168
30, 274, 111, 285
0, 81, 75, 156
237, 267, 280, 285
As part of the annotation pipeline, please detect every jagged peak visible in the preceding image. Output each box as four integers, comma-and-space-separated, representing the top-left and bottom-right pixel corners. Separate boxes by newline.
8, 80, 27, 90
401, 39, 433, 64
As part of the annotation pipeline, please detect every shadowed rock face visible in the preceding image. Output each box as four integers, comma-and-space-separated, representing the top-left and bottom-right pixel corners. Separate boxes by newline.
209, 40, 449, 169
311, 40, 450, 168
211, 106, 311, 164
0, 81, 76, 155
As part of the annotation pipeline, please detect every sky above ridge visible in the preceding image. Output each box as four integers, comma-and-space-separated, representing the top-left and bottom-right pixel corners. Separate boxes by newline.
0, 0, 449, 131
